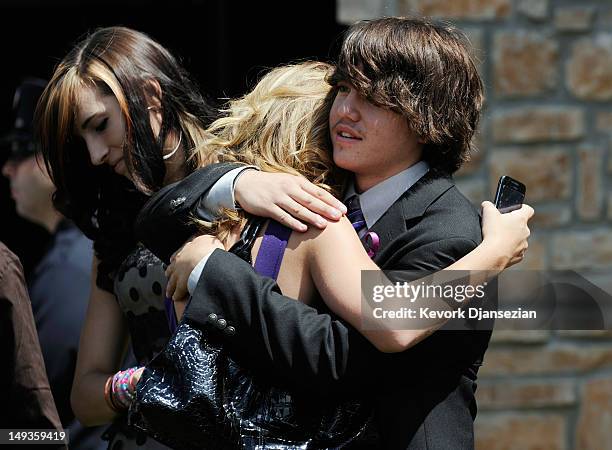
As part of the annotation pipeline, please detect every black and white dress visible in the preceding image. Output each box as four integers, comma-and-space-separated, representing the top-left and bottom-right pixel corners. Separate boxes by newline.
104, 244, 173, 450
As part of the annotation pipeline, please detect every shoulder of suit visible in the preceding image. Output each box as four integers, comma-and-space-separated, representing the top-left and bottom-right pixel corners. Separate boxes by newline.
430, 184, 480, 214
420, 184, 482, 242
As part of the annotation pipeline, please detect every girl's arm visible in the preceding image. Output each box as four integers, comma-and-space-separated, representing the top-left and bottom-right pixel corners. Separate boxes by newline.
307, 202, 532, 353
71, 256, 131, 426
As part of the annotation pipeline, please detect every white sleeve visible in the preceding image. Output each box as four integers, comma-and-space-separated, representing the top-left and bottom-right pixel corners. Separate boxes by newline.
201, 166, 258, 214
187, 252, 214, 296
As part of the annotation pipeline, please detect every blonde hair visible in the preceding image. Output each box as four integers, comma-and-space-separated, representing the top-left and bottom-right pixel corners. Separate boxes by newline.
194, 61, 342, 241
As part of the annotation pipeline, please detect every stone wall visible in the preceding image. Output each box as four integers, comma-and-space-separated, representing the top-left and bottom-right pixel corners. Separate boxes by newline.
338, 1, 612, 448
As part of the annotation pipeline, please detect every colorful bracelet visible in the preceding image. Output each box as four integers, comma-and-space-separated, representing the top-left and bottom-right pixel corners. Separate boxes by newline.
110, 367, 142, 409
104, 376, 120, 413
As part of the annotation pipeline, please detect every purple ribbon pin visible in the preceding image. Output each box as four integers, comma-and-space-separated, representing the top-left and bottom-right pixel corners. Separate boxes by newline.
363, 231, 380, 258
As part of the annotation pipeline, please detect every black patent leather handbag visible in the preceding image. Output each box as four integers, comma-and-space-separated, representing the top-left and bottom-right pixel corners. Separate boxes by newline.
128, 219, 372, 449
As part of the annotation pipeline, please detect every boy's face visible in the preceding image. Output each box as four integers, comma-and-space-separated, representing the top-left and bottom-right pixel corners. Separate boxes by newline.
329, 81, 423, 192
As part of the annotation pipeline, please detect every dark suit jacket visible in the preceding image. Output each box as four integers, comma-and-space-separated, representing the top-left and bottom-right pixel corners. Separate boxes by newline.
136, 164, 490, 449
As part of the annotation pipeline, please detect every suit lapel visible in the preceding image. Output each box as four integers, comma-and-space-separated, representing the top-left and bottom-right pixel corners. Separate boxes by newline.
369, 171, 455, 256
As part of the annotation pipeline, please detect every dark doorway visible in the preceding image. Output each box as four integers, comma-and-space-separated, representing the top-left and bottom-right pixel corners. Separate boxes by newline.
0, 2, 346, 275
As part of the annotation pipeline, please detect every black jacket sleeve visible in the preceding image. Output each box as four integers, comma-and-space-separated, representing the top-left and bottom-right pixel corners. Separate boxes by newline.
135, 162, 244, 263
186, 234, 480, 394
185, 249, 381, 393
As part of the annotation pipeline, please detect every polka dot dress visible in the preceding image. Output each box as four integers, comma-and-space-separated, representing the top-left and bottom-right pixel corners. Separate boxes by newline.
107, 244, 174, 449
114, 244, 173, 364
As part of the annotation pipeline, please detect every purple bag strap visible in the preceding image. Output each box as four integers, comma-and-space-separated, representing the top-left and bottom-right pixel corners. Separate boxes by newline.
253, 220, 292, 280
165, 296, 178, 333
166, 220, 291, 334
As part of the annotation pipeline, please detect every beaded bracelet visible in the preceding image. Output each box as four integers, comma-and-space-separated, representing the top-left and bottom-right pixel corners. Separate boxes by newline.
112, 367, 136, 409
109, 367, 142, 410
104, 376, 120, 413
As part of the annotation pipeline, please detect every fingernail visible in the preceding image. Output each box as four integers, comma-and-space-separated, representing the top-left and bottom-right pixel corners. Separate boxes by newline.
339, 204, 347, 213
331, 209, 342, 219
317, 219, 327, 228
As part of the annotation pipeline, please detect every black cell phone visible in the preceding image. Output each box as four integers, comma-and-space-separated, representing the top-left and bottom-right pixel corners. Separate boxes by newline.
494, 176, 526, 213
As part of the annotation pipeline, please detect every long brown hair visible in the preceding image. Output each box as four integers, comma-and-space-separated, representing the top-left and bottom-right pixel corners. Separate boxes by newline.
36, 26, 217, 291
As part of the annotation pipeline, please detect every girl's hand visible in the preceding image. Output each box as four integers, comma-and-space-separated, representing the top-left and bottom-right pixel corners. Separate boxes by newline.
481, 201, 534, 268
234, 170, 346, 232
165, 234, 225, 301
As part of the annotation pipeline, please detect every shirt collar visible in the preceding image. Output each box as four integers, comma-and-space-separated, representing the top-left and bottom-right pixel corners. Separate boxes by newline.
344, 160, 430, 229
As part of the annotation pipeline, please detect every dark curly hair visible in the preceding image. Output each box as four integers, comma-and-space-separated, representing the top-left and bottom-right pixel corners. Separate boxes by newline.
36, 27, 218, 291
328, 17, 484, 174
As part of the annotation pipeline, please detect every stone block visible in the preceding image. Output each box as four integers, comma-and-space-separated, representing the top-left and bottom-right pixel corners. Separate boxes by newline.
577, 146, 604, 220
530, 205, 572, 228
492, 107, 584, 143
489, 147, 572, 201
517, 0, 548, 21
575, 377, 612, 450
557, 330, 612, 339
336, 0, 386, 24
596, 112, 612, 134
551, 230, 612, 270
475, 413, 566, 450
567, 34, 612, 101
493, 31, 558, 98
400, 0, 511, 20
601, 10, 612, 28
555, 7, 594, 32
476, 380, 576, 409
480, 344, 612, 376
517, 232, 547, 270
490, 329, 551, 344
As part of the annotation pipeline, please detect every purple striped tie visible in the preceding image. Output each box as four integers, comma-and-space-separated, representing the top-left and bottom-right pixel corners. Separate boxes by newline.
345, 195, 380, 258
346, 195, 367, 234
